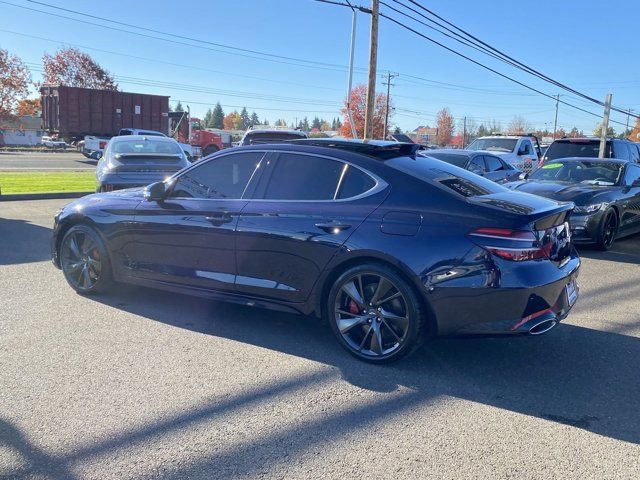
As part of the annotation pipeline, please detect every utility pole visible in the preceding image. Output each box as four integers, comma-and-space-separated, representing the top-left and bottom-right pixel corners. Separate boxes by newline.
552, 93, 560, 139
382, 71, 397, 139
363, 0, 379, 140
598, 93, 612, 159
345, 2, 358, 139
462, 116, 467, 148
626, 108, 632, 133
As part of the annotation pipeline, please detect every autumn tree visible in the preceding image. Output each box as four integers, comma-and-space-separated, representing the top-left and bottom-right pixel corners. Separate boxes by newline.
16, 98, 40, 116
231, 111, 244, 130
508, 115, 532, 134
42, 47, 117, 90
0, 48, 32, 117
223, 111, 236, 130
339, 84, 389, 139
274, 118, 287, 127
435, 108, 454, 146
567, 127, 583, 138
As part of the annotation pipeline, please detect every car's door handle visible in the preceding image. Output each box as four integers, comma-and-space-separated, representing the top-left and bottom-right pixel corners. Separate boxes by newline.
205, 213, 233, 226
315, 221, 352, 233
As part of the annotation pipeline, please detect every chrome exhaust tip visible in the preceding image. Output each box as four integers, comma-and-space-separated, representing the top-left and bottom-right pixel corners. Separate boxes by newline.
528, 318, 558, 335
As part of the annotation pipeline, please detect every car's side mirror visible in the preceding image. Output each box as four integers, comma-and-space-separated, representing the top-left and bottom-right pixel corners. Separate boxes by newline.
144, 181, 167, 202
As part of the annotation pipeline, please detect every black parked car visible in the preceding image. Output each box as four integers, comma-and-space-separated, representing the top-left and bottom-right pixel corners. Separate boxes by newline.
422, 149, 522, 184
541, 137, 640, 164
52, 140, 580, 363
239, 128, 307, 146
96, 136, 190, 192
506, 158, 640, 249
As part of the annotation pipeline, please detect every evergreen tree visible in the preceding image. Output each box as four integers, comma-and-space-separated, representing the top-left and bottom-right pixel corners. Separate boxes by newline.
212, 102, 224, 129
301, 117, 310, 131
393, 126, 401, 134
250, 111, 260, 126
263, 118, 269, 126
311, 116, 321, 130
175, 101, 184, 112
203, 108, 213, 128
335, 118, 342, 129
240, 107, 250, 129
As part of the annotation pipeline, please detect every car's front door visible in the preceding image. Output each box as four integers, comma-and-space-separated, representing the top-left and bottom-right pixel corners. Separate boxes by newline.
235, 151, 388, 303
130, 150, 266, 291
483, 155, 510, 183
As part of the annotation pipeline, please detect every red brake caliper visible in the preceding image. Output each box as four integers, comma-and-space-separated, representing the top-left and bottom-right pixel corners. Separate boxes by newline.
348, 300, 360, 315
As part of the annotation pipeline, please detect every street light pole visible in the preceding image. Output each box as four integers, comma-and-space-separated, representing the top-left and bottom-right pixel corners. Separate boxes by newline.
598, 93, 612, 159
552, 93, 560, 139
382, 71, 397, 139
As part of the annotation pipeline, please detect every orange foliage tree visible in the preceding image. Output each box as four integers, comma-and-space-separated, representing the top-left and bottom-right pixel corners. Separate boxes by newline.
16, 98, 40, 116
0, 48, 32, 117
435, 107, 454, 146
338, 84, 390, 139
42, 47, 117, 90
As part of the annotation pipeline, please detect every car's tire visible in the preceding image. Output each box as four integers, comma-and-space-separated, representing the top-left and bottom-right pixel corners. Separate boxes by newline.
202, 145, 219, 157
59, 224, 113, 295
596, 208, 618, 251
326, 263, 427, 363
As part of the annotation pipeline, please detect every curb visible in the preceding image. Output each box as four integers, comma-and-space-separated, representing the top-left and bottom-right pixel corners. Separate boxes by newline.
0, 191, 92, 201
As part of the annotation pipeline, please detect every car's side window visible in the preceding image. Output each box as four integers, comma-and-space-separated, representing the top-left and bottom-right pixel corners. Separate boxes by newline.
484, 155, 503, 171
169, 152, 264, 199
261, 153, 376, 201
519, 141, 532, 156
624, 164, 640, 185
469, 156, 485, 173
631, 144, 640, 163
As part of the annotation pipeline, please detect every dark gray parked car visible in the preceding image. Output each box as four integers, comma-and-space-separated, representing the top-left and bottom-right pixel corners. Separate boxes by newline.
96, 135, 190, 192
421, 149, 522, 184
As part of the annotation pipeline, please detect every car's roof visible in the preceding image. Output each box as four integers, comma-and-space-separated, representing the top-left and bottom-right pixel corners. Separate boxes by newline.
245, 129, 306, 135
553, 137, 620, 142
425, 149, 485, 156
111, 134, 178, 143
475, 136, 524, 140
545, 157, 627, 164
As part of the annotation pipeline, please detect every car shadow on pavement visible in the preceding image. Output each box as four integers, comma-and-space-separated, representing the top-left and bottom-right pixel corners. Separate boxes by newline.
576, 234, 640, 265
0, 218, 52, 265
91, 283, 640, 450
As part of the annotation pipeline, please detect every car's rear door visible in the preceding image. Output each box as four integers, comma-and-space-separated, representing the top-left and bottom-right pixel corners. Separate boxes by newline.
130, 150, 266, 291
620, 164, 640, 235
235, 151, 388, 303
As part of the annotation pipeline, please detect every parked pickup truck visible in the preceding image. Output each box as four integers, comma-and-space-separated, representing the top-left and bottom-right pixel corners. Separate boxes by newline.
41, 136, 67, 149
466, 135, 541, 172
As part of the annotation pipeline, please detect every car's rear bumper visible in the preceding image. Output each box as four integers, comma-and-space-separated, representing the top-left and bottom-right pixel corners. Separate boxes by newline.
96, 172, 174, 192
427, 252, 580, 336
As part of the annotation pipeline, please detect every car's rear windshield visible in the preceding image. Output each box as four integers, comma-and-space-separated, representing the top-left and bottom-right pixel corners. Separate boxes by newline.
545, 140, 612, 160
467, 138, 517, 153
243, 132, 306, 145
426, 153, 469, 167
529, 160, 623, 185
112, 139, 182, 155
387, 155, 506, 198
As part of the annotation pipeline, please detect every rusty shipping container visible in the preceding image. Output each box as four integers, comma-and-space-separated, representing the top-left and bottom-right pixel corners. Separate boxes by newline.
40, 85, 170, 139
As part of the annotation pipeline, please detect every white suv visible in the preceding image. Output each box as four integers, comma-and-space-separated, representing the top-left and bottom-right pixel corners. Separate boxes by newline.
467, 136, 540, 172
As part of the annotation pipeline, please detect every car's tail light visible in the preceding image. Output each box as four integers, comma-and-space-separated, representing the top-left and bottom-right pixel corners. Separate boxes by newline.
99, 141, 107, 149
468, 227, 552, 261
104, 184, 114, 192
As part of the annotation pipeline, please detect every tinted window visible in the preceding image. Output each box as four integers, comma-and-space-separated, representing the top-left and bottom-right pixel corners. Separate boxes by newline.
484, 155, 503, 171
170, 152, 263, 199
112, 138, 182, 155
242, 132, 306, 145
629, 144, 640, 162
613, 141, 631, 160
518, 141, 532, 155
263, 153, 343, 200
469, 156, 485, 172
624, 164, 640, 184
337, 165, 376, 199
428, 153, 469, 168
545, 140, 612, 160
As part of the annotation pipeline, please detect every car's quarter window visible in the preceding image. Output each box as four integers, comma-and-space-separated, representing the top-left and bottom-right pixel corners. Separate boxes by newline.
262, 153, 373, 201
170, 151, 264, 199
624, 164, 640, 185
519, 141, 532, 155
630, 144, 640, 163
484, 155, 503, 171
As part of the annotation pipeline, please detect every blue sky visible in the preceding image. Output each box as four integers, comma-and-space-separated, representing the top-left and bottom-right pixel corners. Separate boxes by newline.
1, 0, 638, 133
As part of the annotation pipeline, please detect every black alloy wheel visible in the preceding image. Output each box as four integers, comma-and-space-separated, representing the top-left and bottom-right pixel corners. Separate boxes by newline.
60, 225, 112, 294
597, 209, 618, 251
327, 264, 425, 363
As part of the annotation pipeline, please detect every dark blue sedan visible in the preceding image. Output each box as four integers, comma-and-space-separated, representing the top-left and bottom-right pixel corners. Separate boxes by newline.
422, 149, 522, 184
52, 139, 580, 363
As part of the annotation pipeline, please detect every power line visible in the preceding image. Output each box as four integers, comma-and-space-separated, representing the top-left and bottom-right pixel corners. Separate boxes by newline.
397, 0, 639, 119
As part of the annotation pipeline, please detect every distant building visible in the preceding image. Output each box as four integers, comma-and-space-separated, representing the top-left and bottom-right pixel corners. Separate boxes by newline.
411, 125, 438, 144
0, 115, 43, 146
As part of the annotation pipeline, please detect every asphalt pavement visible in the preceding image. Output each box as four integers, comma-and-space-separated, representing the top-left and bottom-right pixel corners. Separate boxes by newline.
1, 199, 639, 479
0, 152, 96, 171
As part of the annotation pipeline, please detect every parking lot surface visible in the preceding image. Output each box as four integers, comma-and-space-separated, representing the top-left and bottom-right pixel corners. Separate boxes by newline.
0, 152, 95, 171
1, 199, 639, 479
